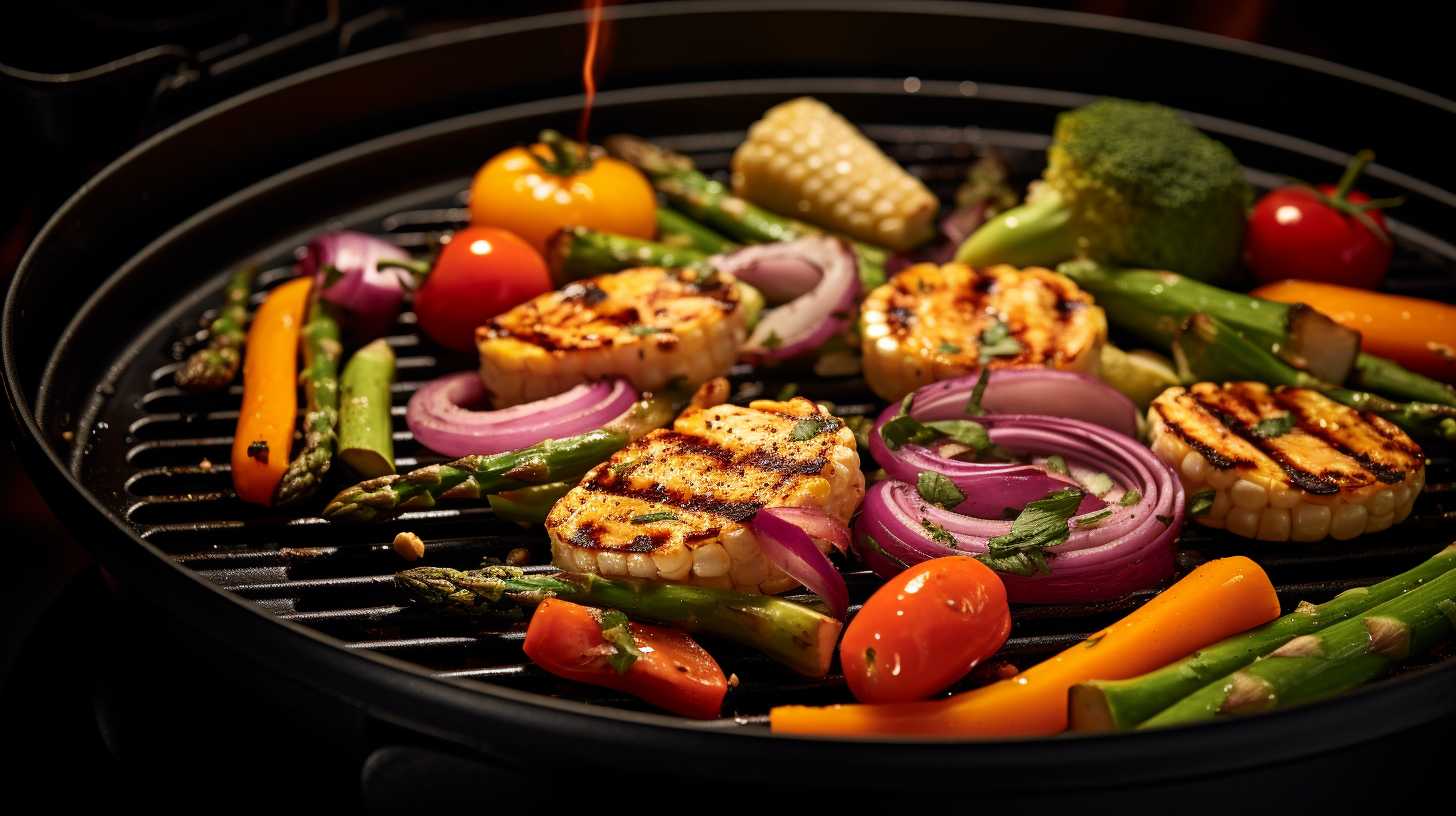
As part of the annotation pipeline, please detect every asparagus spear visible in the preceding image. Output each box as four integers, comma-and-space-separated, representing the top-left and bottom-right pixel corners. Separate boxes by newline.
337, 339, 396, 478
488, 481, 574, 526
1140, 567, 1456, 727
1070, 543, 1456, 730
1174, 313, 1456, 441
176, 265, 257, 390
656, 207, 738, 254
275, 298, 343, 506
605, 134, 888, 290
396, 566, 842, 677
546, 226, 709, 286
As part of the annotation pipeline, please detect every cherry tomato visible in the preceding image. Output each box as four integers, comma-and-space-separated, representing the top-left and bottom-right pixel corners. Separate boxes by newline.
413, 226, 550, 351
1244, 150, 1395, 290
469, 130, 657, 255
523, 598, 728, 719
840, 556, 1011, 704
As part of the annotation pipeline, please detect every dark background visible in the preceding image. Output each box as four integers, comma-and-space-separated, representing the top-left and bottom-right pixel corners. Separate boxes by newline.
2, 0, 1450, 808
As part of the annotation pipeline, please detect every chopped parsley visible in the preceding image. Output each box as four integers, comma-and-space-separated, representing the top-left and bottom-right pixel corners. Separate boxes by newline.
1253, 413, 1295, 438
978, 320, 1024, 363
917, 471, 966, 509
1188, 488, 1216, 517
879, 394, 993, 455
1044, 455, 1069, 476
923, 419, 992, 451
921, 517, 957, 548
938, 341, 962, 355
760, 330, 784, 350
1119, 489, 1143, 507
628, 324, 667, 336
790, 415, 839, 441
1079, 471, 1116, 497
976, 487, 1084, 577
630, 511, 681, 524
610, 459, 643, 479
1073, 508, 1114, 528
965, 367, 992, 416
597, 610, 641, 674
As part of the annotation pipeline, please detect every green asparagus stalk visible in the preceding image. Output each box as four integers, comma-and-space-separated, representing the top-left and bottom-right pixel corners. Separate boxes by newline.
656, 207, 739, 254
1350, 353, 1456, 408
175, 265, 257, 390
1070, 544, 1456, 730
395, 566, 842, 677
546, 226, 709, 285
488, 481, 574, 526
275, 298, 343, 506
1173, 313, 1456, 441
605, 134, 888, 290
1140, 567, 1456, 728
337, 339, 396, 478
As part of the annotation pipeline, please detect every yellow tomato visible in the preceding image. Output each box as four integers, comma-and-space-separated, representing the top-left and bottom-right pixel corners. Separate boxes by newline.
468, 131, 657, 255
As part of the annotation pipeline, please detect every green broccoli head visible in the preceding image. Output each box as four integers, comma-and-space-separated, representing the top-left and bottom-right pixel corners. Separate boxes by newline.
956, 99, 1252, 284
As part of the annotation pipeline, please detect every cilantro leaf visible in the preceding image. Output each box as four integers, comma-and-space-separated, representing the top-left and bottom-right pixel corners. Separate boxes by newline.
1253, 413, 1294, 438
923, 419, 992, 451
978, 320, 1024, 363
976, 487, 1083, 577
1074, 508, 1114, 528
631, 511, 681, 524
965, 367, 992, 416
880, 394, 993, 455
1187, 488, 1216, 516
917, 471, 966, 509
921, 517, 957, 548
1119, 489, 1143, 507
761, 330, 783, 350
597, 610, 641, 675
790, 415, 840, 441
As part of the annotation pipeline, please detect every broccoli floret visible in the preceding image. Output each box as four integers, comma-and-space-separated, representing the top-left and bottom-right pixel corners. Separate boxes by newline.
956, 99, 1251, 283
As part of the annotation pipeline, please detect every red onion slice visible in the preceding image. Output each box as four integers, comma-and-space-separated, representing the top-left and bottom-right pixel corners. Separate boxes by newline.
406, 372, 637, 457
297, 231, 420, 340
751, 507, 850, 619
910, 369, 1139, 437
713, 237, 860, 362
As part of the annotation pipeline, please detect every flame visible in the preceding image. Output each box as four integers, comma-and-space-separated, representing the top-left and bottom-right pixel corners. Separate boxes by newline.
578, 0, 607, 145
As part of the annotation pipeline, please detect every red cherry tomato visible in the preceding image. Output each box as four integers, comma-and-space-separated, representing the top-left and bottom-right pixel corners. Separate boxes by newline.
523, 598, 728, 719
839, 556, 1011, 704
1244, 151, 1395, 290
413, 226, 551, 351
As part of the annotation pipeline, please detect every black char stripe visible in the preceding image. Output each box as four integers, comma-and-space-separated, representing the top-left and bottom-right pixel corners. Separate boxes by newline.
1269, 390, 1408, 484
657, 430, 829, 476
584, 478, 763, 523
1187, 391, 1342, 495
1152, 399, 1250, 471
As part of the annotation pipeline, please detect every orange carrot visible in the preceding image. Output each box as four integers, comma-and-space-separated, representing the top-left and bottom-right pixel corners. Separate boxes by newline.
1251, 279, 1456, 382
770, 556, 1281, 738
231, 277, 312, 505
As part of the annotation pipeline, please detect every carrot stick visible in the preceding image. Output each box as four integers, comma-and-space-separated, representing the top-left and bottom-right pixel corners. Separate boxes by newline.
231, 277, 312, 505
770, 556, 1281, 738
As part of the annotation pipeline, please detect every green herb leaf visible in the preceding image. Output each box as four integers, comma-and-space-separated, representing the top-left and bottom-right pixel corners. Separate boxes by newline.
321, 264, 343, 289
598, 610, 641, 675
921, 517, 957, 548
610, 459, 643, 479
761, 330, 784, 350
631, 511, 681, 524
923, 419, 992, 451
861, 533, 912, 570
917, 471, 966, 509
976, 487, 1083, 577
1044, 455, 1069, 476
1073, 508, 1113, 528
1079, 471, 1115, 497
978, 320, 1024, 364
628, 324, 667, 336
938, 341, 962, 355
1253, 413, 1294, 438
1188, 488, 1216, 517
790, 415, 840, 441
965, 367, 992, 416
1119, 489, 1143, 507
1155, 514, 1174, 526
776, 383, 799, 401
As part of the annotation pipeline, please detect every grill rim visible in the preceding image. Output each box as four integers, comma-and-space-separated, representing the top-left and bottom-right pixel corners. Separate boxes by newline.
6, 0, 1456, 783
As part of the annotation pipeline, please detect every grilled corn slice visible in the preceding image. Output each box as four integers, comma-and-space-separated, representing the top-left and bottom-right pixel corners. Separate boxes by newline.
1149, 382, 1425, 542
545, 398, 865, 594
477, 267, 746, 407
860, 262, 1107, 401
731, 97, 938, 251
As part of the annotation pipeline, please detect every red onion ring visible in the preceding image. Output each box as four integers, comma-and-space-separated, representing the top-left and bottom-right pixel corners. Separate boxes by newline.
857, 414, 1182, 604
297, 231, 419, 340
751, 507, 850, 619
910, 369, 1139, 437
713, 237, 859, 362
406, 372, 637, 457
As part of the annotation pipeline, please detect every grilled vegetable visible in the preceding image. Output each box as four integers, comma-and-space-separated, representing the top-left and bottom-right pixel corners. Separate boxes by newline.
956, 99, 1251, 284
468, 130, 656, 254
1172, 312, 1456, 442
489, 481, 574, 526
1251, 279, 1456, 384
859, 263, 1107, 401
275, 296, 344, 506
730, 97, 938, 251
297, 231, 424, 342
413, 226, 552, 352
770, 556, 1281, 737
1148, 381, 1426, 541
176, 265, 255, 391
545, 398, 864, 594
337, 339, 396, 478
545, 227, 709, 286
714, 237, 860, 363
655, 208, 738, 254
839, 557, 1011, 703
1143, 567, 1456, 728
1070, 543, 1456, 730
605, 134, 889, 289
477, 266, 746, 407
323, 380, 710, 523
231, 277, 312, 506
395, 565, 842, 677
1097, 344, 1179, 409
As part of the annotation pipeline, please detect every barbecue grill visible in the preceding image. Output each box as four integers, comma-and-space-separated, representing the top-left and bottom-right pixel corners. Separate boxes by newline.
6, 1, 1455, 804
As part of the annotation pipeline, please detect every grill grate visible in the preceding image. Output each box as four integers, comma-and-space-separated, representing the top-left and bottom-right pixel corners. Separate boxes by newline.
89, 131, 1456, 724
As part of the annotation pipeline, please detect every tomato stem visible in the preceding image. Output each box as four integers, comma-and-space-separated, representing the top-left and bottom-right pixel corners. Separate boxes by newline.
532, 129, 596, 176
1332, 149, 1375, 202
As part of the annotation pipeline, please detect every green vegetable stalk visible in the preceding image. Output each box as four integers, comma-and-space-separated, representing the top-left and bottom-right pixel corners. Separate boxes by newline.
395, 566, 842, 677
337, 339, 396, 478
956, 99, 1252, 284
1140, 566, 1456, 727
488, 481, 574, 526
275, 298, 343, 506
176, 265, 257, 390
656, 208, 738, 254
1070, 544, 1456, 730
546, 226, 710, 286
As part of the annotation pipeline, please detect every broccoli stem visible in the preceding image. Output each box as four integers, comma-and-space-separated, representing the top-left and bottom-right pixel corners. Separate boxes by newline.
953, 189, 1079, 270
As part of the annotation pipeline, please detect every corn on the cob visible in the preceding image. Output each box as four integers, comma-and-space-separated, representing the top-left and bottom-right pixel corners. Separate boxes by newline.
731, 97, 938, 251
859, 262, 1107, 401
545, 398, 864, 594
477, 266, 746, 408
1148, 382, 1425, 542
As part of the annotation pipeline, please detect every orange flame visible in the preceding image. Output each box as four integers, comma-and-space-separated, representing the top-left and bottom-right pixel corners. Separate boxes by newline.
578, 0, 607, 145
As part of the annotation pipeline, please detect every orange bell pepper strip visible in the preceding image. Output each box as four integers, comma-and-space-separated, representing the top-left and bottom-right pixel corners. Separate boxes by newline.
231, 277, 312, 505
770, 556, 1281, 738
1251, 279, 1456, 383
